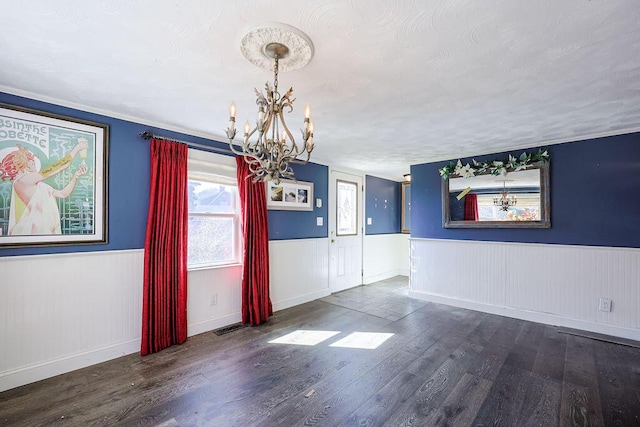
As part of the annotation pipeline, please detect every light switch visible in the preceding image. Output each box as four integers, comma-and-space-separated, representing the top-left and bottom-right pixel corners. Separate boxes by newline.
315, 198, 322, 208
367, 217, 372, 225
316, 217, 323, 226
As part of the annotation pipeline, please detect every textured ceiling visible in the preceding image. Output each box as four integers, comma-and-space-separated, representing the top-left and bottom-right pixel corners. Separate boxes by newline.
1, 1, 639, 180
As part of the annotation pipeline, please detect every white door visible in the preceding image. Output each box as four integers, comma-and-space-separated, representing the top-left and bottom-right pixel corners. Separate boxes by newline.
329, 170, 363, 293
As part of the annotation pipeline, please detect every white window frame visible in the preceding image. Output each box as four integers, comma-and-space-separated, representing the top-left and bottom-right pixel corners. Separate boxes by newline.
187, 149, 241, 270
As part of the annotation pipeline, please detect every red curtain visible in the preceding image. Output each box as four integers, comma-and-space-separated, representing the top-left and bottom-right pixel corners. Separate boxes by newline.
464, 193, 479, 221
141, 138, 189, 356
236, 157, 272, 325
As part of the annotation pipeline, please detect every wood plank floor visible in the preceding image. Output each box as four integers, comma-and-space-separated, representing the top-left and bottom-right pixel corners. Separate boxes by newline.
1, 276, 639, 426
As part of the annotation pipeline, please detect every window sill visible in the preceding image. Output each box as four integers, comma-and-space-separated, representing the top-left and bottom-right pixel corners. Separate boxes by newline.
188, 262, 242, 272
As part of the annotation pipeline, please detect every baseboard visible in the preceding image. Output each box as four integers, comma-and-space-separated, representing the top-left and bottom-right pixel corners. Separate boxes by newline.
408, 290, 640, 342
363, 269, 408, 285
272, 289, 332, 312
187, 313, 242, 337
0, 339, 140, 393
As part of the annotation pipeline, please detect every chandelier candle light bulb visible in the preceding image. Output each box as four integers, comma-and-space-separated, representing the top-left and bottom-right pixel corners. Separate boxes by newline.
306, 121, 314, 151
229, 102, 236, 131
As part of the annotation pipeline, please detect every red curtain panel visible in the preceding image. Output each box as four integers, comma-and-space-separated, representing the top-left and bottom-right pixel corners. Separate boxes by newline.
463, 193, 479, 221
236, 157, 273, 325
141, 139, 189, 356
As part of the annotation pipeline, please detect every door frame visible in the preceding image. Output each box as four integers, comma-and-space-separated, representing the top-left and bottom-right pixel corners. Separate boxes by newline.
328, 167, 365, 292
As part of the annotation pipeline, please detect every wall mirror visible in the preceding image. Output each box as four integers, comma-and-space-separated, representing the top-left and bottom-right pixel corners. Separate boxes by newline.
401, 182, 411, 233
442, 162, 550, 228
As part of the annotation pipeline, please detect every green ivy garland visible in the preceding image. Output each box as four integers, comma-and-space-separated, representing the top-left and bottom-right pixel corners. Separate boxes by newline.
439, 148, 550, 180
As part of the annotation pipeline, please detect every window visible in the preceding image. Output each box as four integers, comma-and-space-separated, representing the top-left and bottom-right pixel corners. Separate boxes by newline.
187, 150, 240, 269
336, 179, 358, 236
476, 193, 541, 221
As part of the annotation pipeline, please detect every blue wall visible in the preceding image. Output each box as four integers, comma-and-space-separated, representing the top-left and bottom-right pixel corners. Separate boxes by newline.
365, 175, 401, 235
0, 92, 328, 256
268, 162, 328, 240
411, 132, 640, 248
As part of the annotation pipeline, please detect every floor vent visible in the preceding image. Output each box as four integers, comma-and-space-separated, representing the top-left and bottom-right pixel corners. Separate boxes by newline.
214, 323, 247, 336
557, 327, 640, 349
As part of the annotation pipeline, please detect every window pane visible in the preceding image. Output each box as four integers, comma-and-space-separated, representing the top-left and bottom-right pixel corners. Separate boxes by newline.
188, 179, 235, 213
476, 193, 540, 221
188, 216, 235, 266
337, 180, 358, 236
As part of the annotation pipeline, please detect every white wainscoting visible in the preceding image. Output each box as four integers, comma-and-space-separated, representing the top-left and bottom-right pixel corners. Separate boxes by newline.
187, 264, 242, 336
269, 238, 330, 311
0, 250, 249, 392
0, 250, 144, 393
410, 238, 640, 341
0, 236, 373, 392
363, 233, 410, 284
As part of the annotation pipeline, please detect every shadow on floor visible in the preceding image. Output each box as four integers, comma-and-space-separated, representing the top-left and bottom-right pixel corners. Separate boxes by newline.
320, 276, 427, 321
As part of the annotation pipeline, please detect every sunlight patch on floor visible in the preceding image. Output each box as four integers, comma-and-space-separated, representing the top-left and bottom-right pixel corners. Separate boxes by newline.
268, 330, 341, 346
329, 332, 394, 349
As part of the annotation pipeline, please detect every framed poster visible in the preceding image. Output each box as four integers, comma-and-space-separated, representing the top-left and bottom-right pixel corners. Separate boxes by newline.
266, 179, 313, 211
0, 103, 108, 247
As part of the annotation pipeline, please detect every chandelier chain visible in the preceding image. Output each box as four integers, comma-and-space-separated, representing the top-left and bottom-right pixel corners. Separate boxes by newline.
273, 58, 279, 95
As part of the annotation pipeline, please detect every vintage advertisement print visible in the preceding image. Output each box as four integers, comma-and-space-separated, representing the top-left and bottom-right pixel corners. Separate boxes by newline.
0, 104, 108, 247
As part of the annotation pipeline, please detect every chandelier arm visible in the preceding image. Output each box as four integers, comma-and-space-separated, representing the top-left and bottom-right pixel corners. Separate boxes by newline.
228, 141, 247, 157
276, 110, 301, 157
241, 124, 265, 158
290, 150, 312, 165
261, 109, 275, 140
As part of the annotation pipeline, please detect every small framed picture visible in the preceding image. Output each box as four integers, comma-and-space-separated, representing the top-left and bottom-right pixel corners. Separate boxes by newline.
266, 179, 314, 211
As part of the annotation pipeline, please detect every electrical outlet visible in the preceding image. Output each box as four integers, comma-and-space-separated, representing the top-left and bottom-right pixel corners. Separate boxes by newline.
210, 294, 218, 306
598, 298, 612, 312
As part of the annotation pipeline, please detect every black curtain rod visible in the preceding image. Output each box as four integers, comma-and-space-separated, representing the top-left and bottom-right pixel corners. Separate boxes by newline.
139, 131, 234, 156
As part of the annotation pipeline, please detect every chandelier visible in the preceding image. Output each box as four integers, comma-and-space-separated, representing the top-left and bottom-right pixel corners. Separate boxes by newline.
226, 24, 315, 184
494, 181, 517, 211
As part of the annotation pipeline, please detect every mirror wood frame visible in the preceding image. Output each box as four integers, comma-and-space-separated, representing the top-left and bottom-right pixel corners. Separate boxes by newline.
401, 182, 410, 234
442, 162, 551, 229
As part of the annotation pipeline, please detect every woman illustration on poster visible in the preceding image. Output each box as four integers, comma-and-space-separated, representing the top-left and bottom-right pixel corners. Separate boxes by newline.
0, 139, 88, 236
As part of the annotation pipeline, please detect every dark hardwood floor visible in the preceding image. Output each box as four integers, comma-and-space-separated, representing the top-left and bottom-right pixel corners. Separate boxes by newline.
1, 276, 639, 426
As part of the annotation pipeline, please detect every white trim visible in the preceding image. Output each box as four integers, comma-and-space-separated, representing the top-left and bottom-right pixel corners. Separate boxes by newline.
364, 270, 408, 285
270, 236, 331, 242
329, 166, 367, 178
408, 289, 640, 342
0, 339, 140, 393
0, 85, 230, 144
409, 237, 640, 253
187, 313, 242, 337
272, 289, 331, 312
0, 248, 144, 261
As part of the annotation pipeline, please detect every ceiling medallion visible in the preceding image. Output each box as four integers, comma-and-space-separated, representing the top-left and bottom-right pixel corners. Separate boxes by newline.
240, 22, 314, 72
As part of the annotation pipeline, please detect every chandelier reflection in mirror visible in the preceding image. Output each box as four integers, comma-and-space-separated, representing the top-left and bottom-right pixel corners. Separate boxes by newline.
494, 180, 517, 211
226, 24, 315, 184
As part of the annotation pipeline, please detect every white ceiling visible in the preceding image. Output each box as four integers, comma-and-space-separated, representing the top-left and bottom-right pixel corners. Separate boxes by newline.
1, 1, 639, 181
